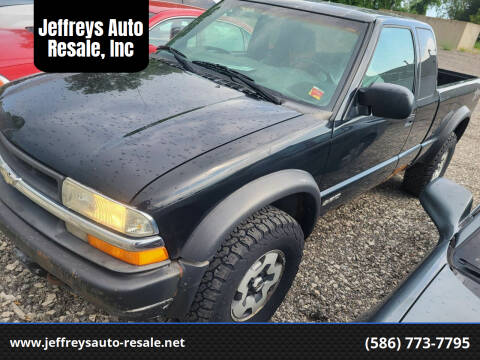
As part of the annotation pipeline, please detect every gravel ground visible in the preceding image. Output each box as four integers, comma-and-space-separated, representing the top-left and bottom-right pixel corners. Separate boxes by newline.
0, 50, 479, 323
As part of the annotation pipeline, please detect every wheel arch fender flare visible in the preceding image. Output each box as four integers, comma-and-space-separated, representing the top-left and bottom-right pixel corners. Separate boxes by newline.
179, 169, 321, 263
418, 105, 470, 164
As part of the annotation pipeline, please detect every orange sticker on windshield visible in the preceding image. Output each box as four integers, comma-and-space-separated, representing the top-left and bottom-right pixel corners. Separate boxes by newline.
309, 86, 324, 100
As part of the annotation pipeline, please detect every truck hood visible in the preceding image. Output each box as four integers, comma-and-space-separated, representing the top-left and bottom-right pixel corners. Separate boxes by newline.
0, 60, 300, 202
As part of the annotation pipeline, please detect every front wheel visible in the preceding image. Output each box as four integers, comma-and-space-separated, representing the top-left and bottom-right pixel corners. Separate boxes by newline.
186, 206, 304, 322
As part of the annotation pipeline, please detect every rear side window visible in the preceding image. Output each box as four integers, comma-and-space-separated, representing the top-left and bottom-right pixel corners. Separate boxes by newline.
362, 27, 415, 91
417, 28, 437, 99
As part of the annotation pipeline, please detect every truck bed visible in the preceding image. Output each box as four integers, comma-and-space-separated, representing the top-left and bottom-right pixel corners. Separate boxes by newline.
427, 69, 480, 141
437, 69, 479, 101
438, 68, 478, 88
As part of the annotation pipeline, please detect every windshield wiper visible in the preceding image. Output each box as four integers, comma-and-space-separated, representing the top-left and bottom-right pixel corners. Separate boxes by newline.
192, 61, 282, 105
156, 45, 193, 72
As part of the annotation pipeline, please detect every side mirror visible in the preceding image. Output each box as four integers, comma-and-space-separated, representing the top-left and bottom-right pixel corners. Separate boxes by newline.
357, 83, 414, 119
420, 178, 473, 242
170, 26, 182, 40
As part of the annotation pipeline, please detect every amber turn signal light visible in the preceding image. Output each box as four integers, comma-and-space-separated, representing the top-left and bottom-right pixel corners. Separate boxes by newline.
87, 235, 169, 266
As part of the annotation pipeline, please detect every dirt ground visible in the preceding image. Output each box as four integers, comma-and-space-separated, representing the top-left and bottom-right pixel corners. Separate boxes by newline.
0, 50, 479, 323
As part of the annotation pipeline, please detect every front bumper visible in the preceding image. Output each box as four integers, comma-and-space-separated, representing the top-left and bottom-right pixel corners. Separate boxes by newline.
0, 136, 210, 319
0, 191, 182, 319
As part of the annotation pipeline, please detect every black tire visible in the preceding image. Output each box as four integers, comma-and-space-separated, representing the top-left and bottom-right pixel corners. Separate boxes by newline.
403, 132, 457, 196
186, 205, 304, 322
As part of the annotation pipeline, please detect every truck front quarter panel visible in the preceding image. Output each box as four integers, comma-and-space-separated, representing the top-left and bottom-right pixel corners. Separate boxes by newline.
131, 112, 332, 259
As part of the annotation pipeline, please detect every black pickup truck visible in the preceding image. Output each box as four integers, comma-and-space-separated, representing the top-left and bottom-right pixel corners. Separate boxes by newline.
0, 0, 479, 322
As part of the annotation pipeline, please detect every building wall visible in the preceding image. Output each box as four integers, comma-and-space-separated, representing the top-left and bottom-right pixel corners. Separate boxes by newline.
459, 22, 480, 49
387, 11, 480, 50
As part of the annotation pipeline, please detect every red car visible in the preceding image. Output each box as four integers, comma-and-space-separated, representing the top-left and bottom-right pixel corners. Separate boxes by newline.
0, 27, 34, 84
148, 1, 204, 53
0, 1, 204, 85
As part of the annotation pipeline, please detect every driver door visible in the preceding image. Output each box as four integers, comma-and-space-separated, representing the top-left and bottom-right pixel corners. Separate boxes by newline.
321, 26, 417, 207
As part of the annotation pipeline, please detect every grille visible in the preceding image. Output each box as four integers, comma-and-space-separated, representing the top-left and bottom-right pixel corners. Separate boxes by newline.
0, 133, 63, 201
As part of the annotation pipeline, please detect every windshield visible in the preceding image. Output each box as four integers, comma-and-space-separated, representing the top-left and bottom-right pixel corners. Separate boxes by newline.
168, 0, 367, 108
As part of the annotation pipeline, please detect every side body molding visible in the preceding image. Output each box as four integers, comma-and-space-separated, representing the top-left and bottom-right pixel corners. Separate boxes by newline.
180, 169, 321, 263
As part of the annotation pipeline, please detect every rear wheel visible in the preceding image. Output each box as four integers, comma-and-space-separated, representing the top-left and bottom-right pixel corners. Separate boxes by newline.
403, 132, 457, 196
186, 205, 304, 322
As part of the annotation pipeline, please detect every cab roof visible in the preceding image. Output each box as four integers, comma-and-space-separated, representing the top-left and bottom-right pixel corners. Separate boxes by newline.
244, 0, 430, 27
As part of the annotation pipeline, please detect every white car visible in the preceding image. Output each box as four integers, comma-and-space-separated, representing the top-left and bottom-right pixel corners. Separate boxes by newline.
0, 1, 33, 29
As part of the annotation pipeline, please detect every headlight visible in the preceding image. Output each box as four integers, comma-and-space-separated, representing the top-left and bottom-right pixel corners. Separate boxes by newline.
0, 74, 9, 87
62, 178, 158, 237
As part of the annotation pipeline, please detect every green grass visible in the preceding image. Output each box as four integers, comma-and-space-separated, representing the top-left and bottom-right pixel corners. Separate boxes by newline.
475, 41, 480, 50
459, 47, 467, 52
441, 44, 452, 51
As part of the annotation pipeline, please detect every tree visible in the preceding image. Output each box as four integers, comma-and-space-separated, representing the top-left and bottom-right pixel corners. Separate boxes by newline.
471, 8, 480, 23
443, 0, 480, 23
409, 0, 443, 15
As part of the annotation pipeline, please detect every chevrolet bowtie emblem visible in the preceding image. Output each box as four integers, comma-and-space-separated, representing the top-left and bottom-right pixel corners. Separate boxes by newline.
0, 161, 21, 186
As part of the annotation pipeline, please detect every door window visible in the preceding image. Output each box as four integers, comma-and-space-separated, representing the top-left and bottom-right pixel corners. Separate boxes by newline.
417, 28, 437, 99
362, 27, 415, 91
